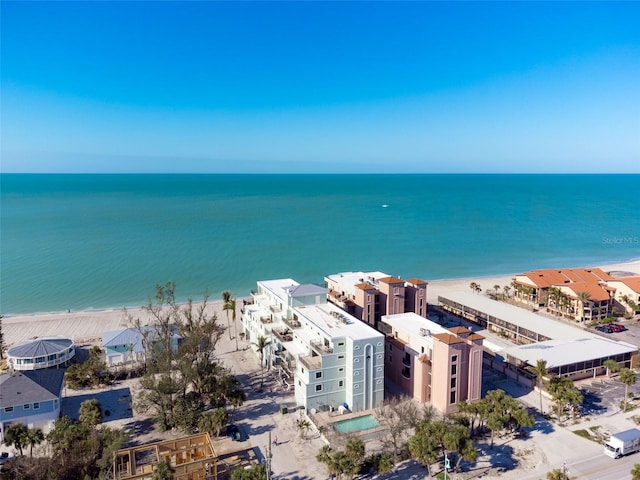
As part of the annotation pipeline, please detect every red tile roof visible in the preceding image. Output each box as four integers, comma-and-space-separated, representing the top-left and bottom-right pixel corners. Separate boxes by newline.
562, 282, 610, 302
432, 333, 465, 345
406, 278, 428, 285
378, 276, 404, 285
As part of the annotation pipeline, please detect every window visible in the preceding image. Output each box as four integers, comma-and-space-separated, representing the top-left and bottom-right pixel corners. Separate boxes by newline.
388, 355, 392, 363
451, 364, 457, 375
339, 367, 344, 372
355, 345, 360, 350
377, 367, 383, 372
355, 371, 360, 376
298, 380, 301, 386
339, 380, 344, 387
338, 355, 345, 359
354, 358, 360, 363
421, 346, 425, 353
315, 372, 322, 379
450, 377, 457, 388
23, 404, 30, 409
450, 390, 456, 404
338, 342, 344, 347
377, 341, 383, 347
33, 402, 40, 409
402, 366, 410, 378
301, 367, 305, 373
451, 355, 458, 363
354, 384, 360, 389
389, 344, 393, 351
5, 407, 13, 412
315, 385, 322, 392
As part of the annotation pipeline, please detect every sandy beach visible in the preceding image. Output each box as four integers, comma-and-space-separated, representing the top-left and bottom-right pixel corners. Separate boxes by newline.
3, 259, 640, 349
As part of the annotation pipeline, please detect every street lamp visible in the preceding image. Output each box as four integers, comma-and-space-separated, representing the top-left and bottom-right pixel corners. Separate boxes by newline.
443, 452, 450, 480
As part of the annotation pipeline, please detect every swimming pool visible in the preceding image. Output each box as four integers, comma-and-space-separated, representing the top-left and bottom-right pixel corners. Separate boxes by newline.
333, 414, 379, 434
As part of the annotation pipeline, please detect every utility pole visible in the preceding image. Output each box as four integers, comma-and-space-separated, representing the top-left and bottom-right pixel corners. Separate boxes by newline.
266, 431, 272, 480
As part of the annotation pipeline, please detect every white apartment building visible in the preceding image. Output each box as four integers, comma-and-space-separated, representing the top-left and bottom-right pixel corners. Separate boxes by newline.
242, 279, 385, 413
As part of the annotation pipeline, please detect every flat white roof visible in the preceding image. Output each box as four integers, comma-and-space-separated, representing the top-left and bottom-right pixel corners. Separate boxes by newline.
439, 291, 587, 340
381, 312, 450, 338
502, 337, 638, 368
258, 279, 299, 303
325, 271, 389, 295
295, 302, 383, 342
439, 291, 637, 365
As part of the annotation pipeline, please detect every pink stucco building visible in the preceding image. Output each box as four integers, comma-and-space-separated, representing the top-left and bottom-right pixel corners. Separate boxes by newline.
380, 313, 484, 414
325, 271, 428, 330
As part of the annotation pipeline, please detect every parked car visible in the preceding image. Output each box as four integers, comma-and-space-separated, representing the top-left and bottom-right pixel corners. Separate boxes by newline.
0, 451, 15, 468
224, 424, 245, 442
596, 325, 612, 333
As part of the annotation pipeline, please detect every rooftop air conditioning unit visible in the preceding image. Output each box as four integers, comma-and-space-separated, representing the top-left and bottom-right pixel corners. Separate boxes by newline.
419, 328, 430, 336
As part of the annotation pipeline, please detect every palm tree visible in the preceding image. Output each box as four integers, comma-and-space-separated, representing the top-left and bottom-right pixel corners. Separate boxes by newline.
533, 359, 548, 414
620, 368, 637, 411
631, 463, 640, 480
377, 453, 394, 478
3, 423, 28, 456
577, 291, 592, 320
198, 408, 228, 438
503, 285, 511, 300
296, 418, 312, 439
152, 460, 175, 480
604, 359, 620, 378
224, 296, 239, 351
253, 335, 271, 388
469, 282, 478, 293
79, 398, 103, 427
222, 291, 232, 339
493, 284, 501, 299
25, 428, 44, 457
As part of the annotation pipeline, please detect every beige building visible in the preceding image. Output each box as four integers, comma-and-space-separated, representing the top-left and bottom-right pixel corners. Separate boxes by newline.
606, 277, 640, 316
512, 267, 612, 308
549, 281, 612, 322
379, 313, 483, 415
325, 271, 428, 330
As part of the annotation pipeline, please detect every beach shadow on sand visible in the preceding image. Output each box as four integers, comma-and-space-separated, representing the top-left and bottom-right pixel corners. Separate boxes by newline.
62, 387, 133, 422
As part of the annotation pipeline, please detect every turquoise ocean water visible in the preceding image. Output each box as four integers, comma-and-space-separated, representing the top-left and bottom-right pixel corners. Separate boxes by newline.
1, 174, 639, 315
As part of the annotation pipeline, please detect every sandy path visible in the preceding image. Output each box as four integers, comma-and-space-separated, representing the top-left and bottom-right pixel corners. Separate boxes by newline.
3, 260, 639, 348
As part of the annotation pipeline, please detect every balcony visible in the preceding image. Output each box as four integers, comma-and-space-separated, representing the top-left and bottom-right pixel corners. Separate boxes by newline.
260, 316, 273, 324
270, 305, 282, 313
273, 328, 294, 343
299, 354, 322, 371
310, 340, 333, 356
282, 317, 302, 330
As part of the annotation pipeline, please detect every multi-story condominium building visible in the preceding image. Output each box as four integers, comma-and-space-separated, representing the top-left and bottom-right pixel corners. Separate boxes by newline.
242, 279, 385, 413
547, 281, 611, 322
325, 271, 428, 329
379, 313, 483, 414
512, 268, 612, 308
606, 277, 640, 317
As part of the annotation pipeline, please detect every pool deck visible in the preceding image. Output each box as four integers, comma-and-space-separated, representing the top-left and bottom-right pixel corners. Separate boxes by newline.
309, 409, 387, 445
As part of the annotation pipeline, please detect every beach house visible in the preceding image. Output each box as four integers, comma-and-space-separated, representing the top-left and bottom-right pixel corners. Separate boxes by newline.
0, 369, 65, 441
242, 279, 385, 413
101, 326, 183, 366
6, 337, 75, 371
325, 271, 428, 330
380, 313, 484, 414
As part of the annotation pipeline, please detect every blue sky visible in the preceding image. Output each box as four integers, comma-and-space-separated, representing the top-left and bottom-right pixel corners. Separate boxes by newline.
2, 1, 639, 173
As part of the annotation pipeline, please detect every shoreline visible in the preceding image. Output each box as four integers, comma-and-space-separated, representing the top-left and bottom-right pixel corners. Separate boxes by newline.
3, 259, 640, 349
